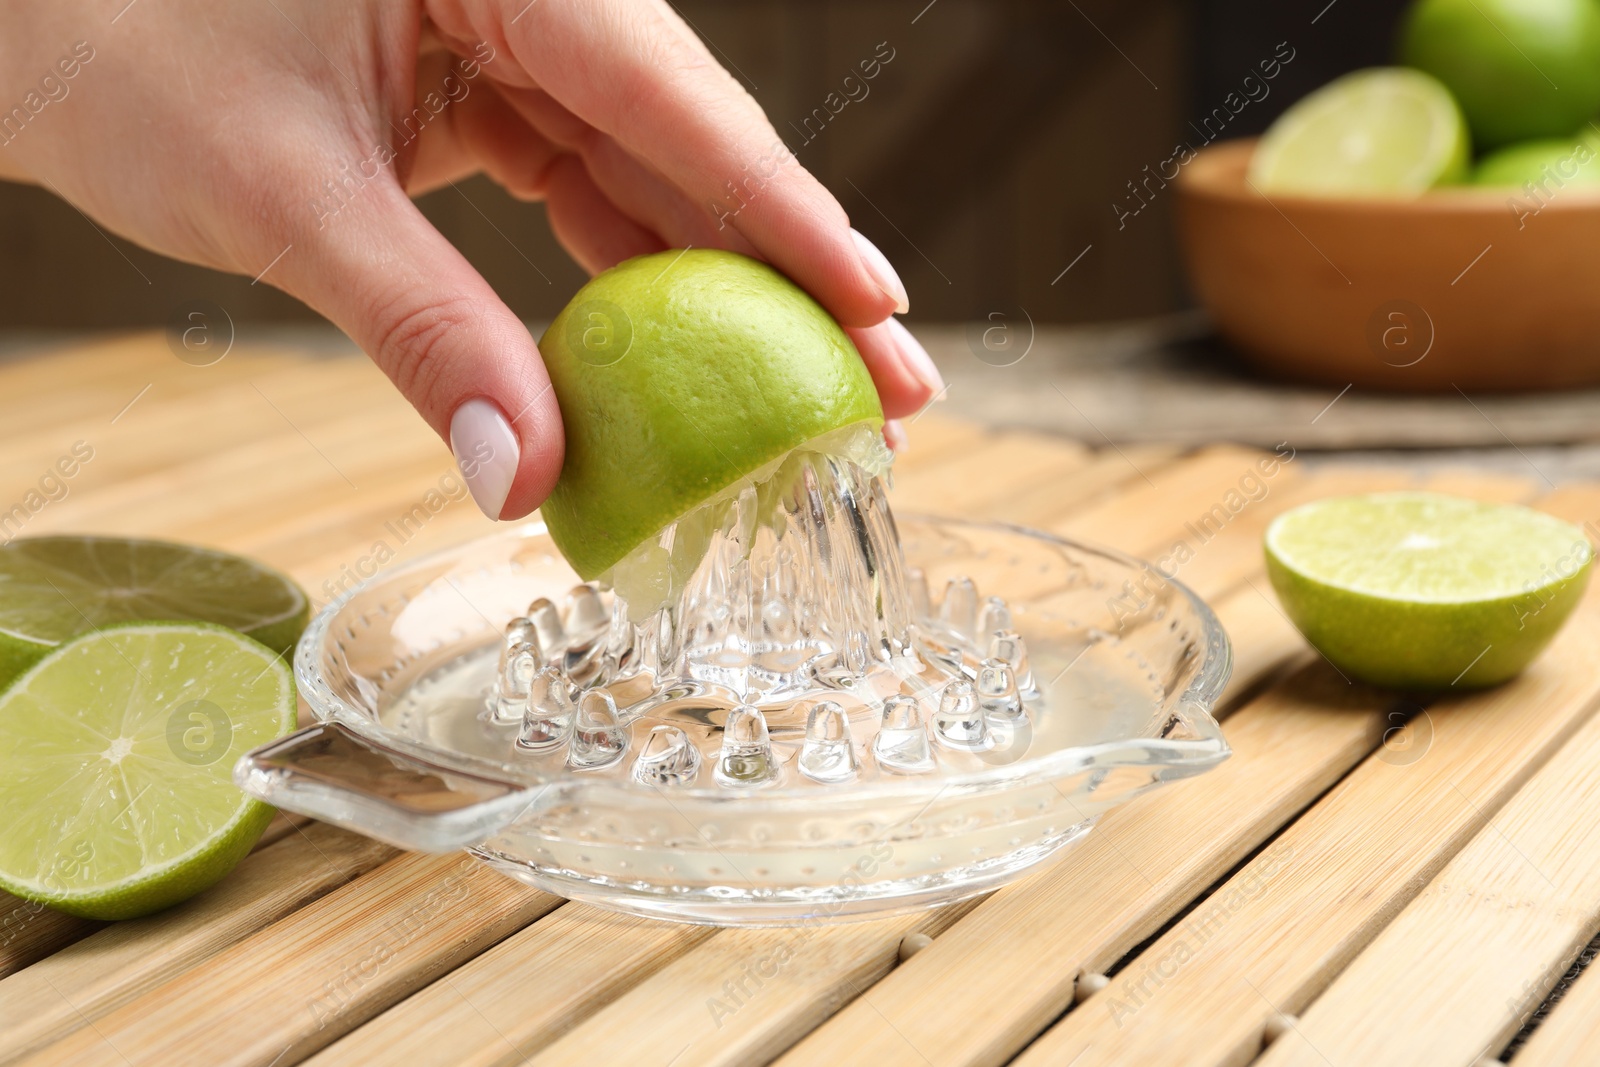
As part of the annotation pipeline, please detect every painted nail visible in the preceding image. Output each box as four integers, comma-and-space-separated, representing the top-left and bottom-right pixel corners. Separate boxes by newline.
886, 316, 944, 394
884, 418, 909, 454
850, 228, 910, 314
450, 397, 519, 520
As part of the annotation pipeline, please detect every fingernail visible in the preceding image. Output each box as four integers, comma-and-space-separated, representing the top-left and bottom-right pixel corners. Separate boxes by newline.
850, 228, 910, 314
886, 316, 943, 394
450, 398, 519, 520
884, 418, 909, 454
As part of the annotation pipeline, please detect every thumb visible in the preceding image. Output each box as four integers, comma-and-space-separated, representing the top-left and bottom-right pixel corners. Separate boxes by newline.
277, 182, 562, 521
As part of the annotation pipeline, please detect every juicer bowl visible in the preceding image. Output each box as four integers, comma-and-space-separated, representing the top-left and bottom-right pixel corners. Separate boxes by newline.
238, 517, 1231, 926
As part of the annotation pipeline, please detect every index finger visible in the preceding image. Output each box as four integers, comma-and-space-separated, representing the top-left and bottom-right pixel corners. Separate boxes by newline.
440, 0, 908, 327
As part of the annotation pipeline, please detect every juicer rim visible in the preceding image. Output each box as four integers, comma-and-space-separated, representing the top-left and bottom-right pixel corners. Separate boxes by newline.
289, 516, 1233, 811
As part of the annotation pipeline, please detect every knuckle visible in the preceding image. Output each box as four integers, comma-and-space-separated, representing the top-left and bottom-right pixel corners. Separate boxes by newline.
369, 292, 475, 417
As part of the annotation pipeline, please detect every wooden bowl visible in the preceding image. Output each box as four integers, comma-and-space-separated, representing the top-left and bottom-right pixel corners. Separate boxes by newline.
1174, 139, 1600, 392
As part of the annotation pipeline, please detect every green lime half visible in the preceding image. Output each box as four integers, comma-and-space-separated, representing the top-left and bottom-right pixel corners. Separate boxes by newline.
1265, 493, 1591, 688
538, 249, 884, 580
1400, 0, 1600, 150
1249, 68, 1470, 197
0, 622, 295, 919
0, 536, 308, 688
1474, 132, 1600, 187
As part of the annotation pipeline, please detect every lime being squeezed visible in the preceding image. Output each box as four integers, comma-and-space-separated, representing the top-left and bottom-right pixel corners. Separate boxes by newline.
468, 249, 1040, 782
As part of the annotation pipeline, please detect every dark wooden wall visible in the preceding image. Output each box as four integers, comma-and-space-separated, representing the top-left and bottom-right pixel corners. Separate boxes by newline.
0, 0, 1405, 330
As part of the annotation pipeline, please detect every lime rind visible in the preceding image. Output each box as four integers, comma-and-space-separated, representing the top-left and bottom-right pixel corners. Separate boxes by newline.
1400, 0, 1600, 150
0, 621, 295, 919
1265, 493, 1592, 688
1249, 68, 1470, 197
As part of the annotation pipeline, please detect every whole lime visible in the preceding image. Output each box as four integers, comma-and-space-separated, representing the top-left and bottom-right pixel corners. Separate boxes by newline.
1400, 0, 1600, 149
1474, 132, 1600, 186
537, 250, 884, 580
1265, 493, 1591, 689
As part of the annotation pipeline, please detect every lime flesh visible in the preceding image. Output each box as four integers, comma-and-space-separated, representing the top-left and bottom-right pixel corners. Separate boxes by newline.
1249, 68, 1470, 197
1401, 0, 1600, 149
0, 536, 308, 688
0, 622, 295, 919
537, 249, 884, 580
1265, 493, 1591, 688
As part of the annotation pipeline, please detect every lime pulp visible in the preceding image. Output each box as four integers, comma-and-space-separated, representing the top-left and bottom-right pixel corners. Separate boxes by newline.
1248, 68, 1470, 197
0, 622, 296, 919
0, 536, 307, 688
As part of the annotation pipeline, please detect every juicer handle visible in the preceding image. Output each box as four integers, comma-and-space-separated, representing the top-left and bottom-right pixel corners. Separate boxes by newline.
234, 722, 551, 852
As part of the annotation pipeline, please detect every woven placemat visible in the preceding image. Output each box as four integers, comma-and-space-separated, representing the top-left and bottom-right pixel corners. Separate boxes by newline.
918, 313, 1600, 452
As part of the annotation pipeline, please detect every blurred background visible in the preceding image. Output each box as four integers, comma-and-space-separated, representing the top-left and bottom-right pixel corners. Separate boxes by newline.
0, 0, 1407, 331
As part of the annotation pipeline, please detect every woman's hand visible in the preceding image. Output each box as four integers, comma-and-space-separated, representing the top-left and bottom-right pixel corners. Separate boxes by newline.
0, 0, 941, 518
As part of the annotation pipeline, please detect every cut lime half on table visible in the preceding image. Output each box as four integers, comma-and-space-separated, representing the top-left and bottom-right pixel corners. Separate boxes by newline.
0, 622, 296, 920
1249, 68, 1470, 197
1266, 493, 1591, 689
0, 536, 308, 688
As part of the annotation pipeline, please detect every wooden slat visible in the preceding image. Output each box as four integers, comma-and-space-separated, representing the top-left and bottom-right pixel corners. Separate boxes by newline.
893, 446, 1182, 535
1010, 587, 1600, 1067
889, 430, 1091, 514
19, 853, 558, 1067
1515, 941, 1600, 1063
49, 411, 439, 537
1120, 464, 1380, 603
1126, 465, 1537, 605
894, 413, 993, 472
990, 442, 1183, 529
1049, 445, 1291, 548
529, 902, 976, 1067
0, 335, 248, 441
1056, 458, 1538, 609
1419, 465, 1555, 502
0, 824, 394, 1061
306, 908, 717, 1067
0, 895, 96, 983
0, 808, 310, 981
1208, 589, 1307, 712
2, 348, 415, 487
1259, 694, 1600, 1066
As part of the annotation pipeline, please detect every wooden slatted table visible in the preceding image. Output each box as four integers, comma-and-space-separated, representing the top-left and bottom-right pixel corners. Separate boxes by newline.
3, 333, 1600, 1066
